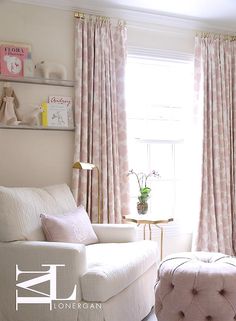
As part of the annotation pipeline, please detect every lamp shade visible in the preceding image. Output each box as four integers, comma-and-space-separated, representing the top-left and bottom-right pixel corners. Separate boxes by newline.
73, 162, 96, 170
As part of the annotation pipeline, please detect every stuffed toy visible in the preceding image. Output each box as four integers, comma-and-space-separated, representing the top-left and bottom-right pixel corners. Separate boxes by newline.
0, 83, 20, 125
20, 105, 43, 126
35, 61, 67, 80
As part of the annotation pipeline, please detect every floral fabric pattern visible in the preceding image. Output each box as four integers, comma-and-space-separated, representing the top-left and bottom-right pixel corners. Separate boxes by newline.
194, 34, 236, 255
72, 16, 129, 223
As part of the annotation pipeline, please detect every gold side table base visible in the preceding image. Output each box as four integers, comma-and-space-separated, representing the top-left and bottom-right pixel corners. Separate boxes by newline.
142, 223, 164, 260
124, 215, 174, 261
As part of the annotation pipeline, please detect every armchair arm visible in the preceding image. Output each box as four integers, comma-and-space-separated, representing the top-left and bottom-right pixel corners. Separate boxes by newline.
92, 224, 138, 243
0, 241, 87, 302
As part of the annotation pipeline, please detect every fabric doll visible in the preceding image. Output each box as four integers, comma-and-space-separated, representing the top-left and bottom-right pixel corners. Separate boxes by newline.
0, 83, 20, 125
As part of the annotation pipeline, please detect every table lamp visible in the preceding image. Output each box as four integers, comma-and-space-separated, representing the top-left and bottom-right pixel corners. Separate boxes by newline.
73, 161, 101, 223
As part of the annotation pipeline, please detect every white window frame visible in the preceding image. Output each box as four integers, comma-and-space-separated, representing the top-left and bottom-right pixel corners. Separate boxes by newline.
126, 48, 194, 221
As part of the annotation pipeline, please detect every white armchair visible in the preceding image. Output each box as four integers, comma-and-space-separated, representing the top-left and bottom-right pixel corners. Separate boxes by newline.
0, 184, 158, 321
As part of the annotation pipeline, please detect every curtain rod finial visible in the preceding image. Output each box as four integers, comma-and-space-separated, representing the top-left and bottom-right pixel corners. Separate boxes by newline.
74, 12, 85, 19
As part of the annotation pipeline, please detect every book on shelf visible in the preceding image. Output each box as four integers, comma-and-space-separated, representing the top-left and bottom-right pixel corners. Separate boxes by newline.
41, 102, 48, 127
48, 95, 74, 127
0, 42, 31, 77
41, 102, 69, 128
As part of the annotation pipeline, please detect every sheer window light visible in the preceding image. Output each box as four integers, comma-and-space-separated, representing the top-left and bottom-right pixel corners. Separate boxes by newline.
126, 55, 193, 227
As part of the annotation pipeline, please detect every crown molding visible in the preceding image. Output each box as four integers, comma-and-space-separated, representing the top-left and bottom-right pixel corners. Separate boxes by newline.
128, 46, 193, 62
8, 0, 236, 34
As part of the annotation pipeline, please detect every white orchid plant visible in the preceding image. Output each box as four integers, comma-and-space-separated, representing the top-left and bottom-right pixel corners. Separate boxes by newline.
128, 169, 160, 203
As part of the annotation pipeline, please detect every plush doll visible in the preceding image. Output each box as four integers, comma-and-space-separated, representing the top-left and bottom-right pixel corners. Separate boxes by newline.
0, 83, 20, 125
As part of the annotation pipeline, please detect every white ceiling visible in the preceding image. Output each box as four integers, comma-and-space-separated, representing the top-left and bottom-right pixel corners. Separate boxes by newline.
11, 0, 236, 31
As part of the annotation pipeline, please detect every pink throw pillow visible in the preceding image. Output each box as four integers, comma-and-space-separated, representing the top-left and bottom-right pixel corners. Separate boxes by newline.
40, 205, 98, 245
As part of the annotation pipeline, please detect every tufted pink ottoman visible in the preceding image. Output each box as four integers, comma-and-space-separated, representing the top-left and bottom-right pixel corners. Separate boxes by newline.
155, 252, 236, 321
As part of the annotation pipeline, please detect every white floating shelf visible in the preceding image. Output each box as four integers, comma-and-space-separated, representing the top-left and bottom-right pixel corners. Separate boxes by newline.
0, 125, 75, 131
0, 75, 75, 87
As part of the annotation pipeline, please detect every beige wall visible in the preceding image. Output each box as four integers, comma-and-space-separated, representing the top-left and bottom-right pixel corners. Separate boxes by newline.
0, 2, 75, 187
0, 1, 195, 188
127, 25, 195, 53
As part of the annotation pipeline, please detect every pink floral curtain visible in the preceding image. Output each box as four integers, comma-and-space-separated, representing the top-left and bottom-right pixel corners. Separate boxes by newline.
72, 15, 129, 223
194, 34, 236, 255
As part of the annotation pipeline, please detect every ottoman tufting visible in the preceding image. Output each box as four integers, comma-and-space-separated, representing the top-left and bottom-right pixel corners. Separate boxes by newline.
155, 252, 236, 321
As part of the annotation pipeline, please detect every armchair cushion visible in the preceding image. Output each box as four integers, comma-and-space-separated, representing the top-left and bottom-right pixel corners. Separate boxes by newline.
0, 184, 76, 241
81, 240, 158, 302
40, 205, 98, 245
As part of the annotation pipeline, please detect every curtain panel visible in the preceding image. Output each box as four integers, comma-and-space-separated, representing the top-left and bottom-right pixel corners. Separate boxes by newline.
194, 34, 236, 255
72, 15, 129, 223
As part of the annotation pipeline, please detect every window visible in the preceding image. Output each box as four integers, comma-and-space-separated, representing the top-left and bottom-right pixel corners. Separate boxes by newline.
126, 55, 193, 222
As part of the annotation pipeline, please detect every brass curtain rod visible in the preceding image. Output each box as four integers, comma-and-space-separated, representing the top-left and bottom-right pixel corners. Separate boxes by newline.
74, 11, 126, 26
74, 12, 85, 19
74, 11, 110, 21
196, 31, 236, 41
